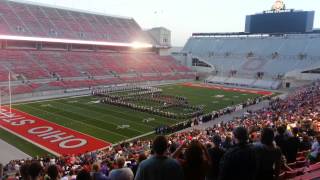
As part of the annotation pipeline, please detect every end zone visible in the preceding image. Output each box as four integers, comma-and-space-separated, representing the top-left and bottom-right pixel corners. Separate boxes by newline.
0, 106, 110, 156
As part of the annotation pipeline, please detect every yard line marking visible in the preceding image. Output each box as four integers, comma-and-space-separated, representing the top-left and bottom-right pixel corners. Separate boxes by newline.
69, 101, 157, 129
50, 101, 146, 134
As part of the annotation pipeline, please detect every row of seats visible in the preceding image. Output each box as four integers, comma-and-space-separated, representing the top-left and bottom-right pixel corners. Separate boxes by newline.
184, 35, 320, 78
0, 50, 192, 81
184, 35, 320, 57
206, 76, 281, 89
279, 151, 320, 180
0, 0, 151, 43
0, 74, 195, 95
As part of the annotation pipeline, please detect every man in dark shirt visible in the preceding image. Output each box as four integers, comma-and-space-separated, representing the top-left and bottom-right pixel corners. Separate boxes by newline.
208, 135, 225, 180
134, 136, 184, 180
300, 134, 312, 151
254, 128, 282, 180
285, 128, 300, 163
218, 127, 257, 180
275, 125, 288, 155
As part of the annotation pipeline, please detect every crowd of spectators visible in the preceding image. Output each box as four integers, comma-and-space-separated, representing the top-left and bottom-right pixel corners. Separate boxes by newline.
2, 81, 320, 180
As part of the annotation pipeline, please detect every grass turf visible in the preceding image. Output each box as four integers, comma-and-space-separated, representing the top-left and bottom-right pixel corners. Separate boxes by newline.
1, 84, 263, 156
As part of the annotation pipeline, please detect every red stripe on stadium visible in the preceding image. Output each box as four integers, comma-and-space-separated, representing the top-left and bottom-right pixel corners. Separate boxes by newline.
0, 106, 110, 156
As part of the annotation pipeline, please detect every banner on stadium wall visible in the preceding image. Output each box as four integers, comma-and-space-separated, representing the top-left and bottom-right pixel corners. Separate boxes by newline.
0, 106, 110, 156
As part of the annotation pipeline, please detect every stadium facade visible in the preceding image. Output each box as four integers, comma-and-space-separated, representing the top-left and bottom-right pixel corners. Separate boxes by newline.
176, 2, 320, 89
0, 0, 194, 103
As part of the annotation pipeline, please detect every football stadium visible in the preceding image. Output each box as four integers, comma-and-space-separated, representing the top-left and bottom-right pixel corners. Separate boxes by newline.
1, 0, 320, 179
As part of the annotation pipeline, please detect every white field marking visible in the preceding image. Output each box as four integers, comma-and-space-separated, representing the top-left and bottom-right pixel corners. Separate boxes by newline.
15, 95, 150, 133
0, 83, 196, 153
142, 118, 155, 123
12, 94, 91, 106
215, 95, 225, 98
111, 131, 155, 147
51, 100, 151, 131
87, 100, 100, 104
40, 104, 52, 107
67, 100, 78, 103
7, 95, 132, 138
116, 125, 130, 129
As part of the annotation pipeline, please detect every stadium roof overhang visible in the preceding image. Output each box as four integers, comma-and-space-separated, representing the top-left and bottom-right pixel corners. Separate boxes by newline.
0, 35, 153, 49
192, 31, 320, 37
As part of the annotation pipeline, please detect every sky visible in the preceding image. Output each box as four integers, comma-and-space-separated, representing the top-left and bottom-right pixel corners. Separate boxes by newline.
19, 0, 320, 46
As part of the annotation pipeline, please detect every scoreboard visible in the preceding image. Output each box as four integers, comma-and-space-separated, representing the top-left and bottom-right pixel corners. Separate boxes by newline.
245, 10, 315, 34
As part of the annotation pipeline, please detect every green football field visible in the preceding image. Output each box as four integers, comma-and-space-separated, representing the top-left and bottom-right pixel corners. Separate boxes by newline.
1, 83, 263, 156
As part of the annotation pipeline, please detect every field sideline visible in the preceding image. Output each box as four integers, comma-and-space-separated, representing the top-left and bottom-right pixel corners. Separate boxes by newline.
0, 83, 267, 156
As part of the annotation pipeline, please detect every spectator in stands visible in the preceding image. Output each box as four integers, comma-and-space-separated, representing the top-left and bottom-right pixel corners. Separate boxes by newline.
274, 125, 287, 155
132, 153, 147, 177
109, 157, 133, 180
218, 127, 256, 180
99, 162, 109, 177
300, 134, 312, 151
172, 140, 209, 180
254, 128, 282, 180
91, 164, 108, 180
77, 169, 91, 180
19, 164, 30, 180
47, 165, 60, 180
285, 127, 301, 163
5, 82, 320, 180
310, 134, 320, 163
28, 162, 43, 180
134, 136, 184, 180
221, 136, 232, 150
0, 163, 3, 180
207, 135, 225, 180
